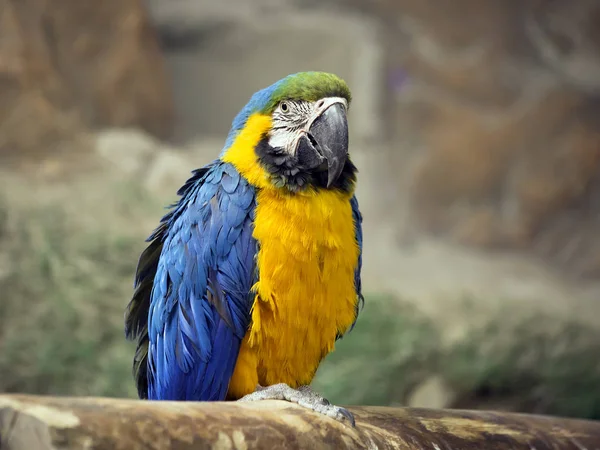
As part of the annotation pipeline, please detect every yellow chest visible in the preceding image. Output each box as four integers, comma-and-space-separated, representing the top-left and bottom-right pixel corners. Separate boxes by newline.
246, 188, 359, 387
220, 112, 360, 397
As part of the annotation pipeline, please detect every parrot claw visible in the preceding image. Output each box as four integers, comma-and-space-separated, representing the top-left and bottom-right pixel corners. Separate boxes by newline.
238, 383, 356, 427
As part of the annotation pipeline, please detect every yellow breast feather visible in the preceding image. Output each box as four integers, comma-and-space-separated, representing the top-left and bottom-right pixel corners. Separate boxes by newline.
222, 113, 360, 398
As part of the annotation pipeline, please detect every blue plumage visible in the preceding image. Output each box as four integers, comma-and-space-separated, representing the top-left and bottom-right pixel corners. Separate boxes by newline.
221, 79, 286, 153
145, 161, 258, 400
126, 163, 364, 399
348, 195, 364, 332
125, 160, 364, 400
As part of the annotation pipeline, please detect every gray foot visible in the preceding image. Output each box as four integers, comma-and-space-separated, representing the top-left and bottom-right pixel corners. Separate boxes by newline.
238, 383, 355, 427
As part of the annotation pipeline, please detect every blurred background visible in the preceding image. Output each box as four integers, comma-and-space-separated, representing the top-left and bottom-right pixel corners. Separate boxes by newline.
1, 0, 600, 420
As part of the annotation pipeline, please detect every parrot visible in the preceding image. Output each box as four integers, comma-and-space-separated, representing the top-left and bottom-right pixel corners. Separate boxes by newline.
124, 71, 363, 426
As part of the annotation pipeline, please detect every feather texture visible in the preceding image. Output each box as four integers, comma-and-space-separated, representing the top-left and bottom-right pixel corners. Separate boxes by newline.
125, 161, 257, 400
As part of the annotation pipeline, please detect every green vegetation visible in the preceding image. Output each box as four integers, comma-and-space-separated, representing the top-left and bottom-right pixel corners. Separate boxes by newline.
313, 298, 440, 406
1, 179, 599, 421
440, 312, 600, 419
317, 298, 600, 420
0, 179, 155, 398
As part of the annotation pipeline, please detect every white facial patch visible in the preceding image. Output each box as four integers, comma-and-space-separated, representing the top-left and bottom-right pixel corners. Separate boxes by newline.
268, 127, 296, 151
268, 97, 347, 155
268, 100, 310, 154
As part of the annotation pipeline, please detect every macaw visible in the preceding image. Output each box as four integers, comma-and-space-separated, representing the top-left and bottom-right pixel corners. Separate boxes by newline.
124, 71, 363, 425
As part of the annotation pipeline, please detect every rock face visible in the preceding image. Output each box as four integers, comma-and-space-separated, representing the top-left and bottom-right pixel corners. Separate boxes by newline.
0, 0, 173, 162
371, 0, 600, 279
145, 0, 383, 146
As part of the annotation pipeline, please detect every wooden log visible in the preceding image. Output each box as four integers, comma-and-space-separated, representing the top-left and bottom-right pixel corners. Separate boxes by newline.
1, 394, 599, 449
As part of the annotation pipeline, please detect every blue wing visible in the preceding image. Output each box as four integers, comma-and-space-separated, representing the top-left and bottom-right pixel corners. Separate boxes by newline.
133, 161, 257, 401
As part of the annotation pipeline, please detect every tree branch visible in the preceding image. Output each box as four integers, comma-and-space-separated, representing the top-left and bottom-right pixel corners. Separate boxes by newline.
1, 394, 599, 449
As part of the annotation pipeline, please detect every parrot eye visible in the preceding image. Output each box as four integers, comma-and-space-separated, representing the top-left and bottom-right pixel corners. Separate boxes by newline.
280, 101, 290, 113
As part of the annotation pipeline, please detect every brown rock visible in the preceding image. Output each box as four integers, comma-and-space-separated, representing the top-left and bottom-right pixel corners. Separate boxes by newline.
0, 0, 173, 164
525, 0, 600, 93
370, 0, 600, 278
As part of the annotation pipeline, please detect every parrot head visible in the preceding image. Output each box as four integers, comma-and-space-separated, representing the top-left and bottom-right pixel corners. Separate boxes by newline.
222, 72, 355, 192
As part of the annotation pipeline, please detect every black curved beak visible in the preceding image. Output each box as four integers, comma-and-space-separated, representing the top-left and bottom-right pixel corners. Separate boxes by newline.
296, 102, 349, 188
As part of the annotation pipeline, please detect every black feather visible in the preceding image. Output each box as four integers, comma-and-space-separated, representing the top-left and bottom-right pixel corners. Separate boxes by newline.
254, 135, 357, 193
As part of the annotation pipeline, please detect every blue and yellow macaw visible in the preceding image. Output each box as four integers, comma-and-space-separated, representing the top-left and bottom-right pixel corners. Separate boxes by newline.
124, 72, 363, 425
